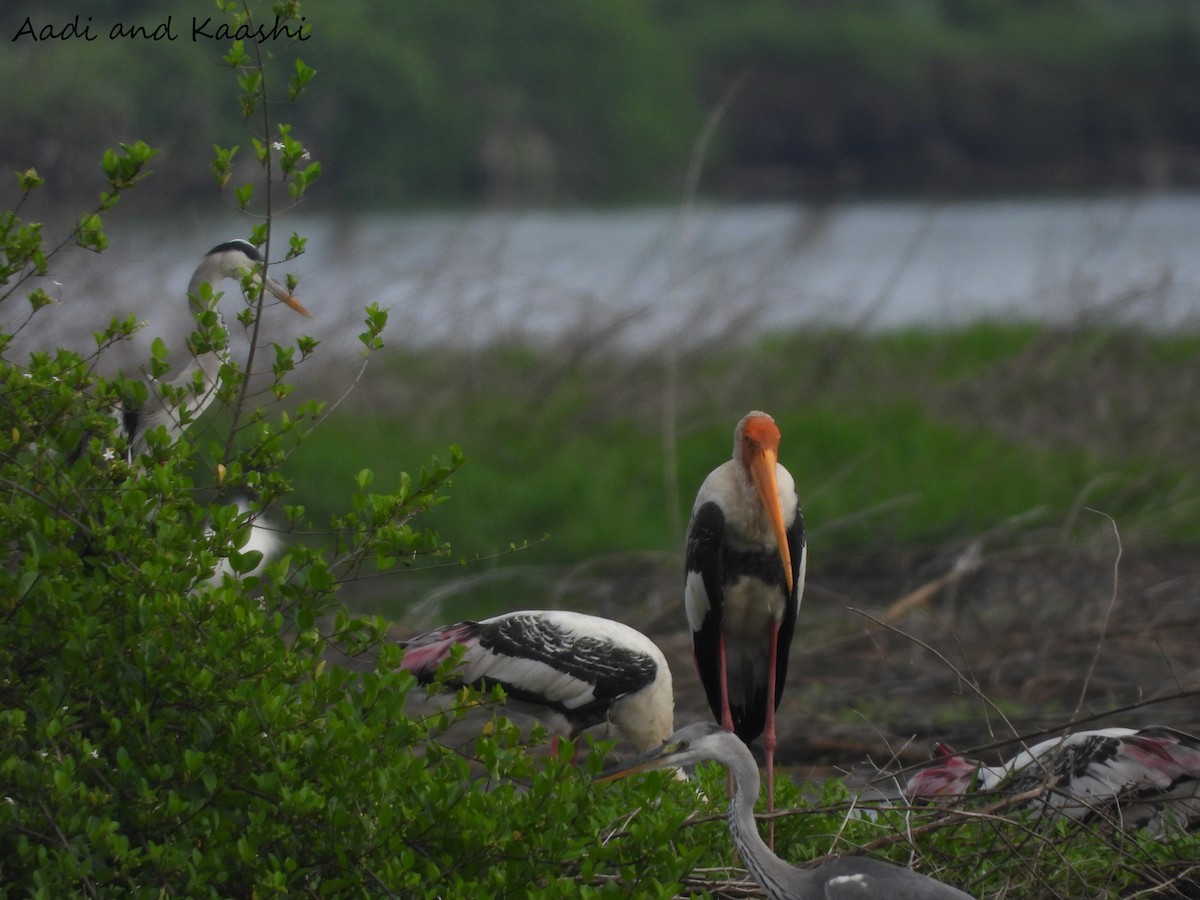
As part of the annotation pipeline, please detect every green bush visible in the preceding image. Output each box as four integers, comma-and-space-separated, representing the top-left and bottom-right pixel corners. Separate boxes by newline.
0, 7, 697, 893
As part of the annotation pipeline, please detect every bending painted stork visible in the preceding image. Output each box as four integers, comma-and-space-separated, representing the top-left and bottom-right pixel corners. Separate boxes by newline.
397, 610, 674, 753
906, 725, 1200, 834
597, 723, 975, 900
685, 411, 805, 840
120, 239, 311, 461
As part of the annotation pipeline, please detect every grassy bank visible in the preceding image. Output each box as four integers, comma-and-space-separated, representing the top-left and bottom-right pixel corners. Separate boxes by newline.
283, 321, 1200, 614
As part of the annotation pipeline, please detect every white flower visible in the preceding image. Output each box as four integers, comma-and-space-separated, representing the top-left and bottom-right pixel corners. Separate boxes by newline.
102, 447, 116, 462
272, 141, 284, 151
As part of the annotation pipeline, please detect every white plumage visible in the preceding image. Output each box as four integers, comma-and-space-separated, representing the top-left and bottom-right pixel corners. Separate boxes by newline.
203, 497, 284, 587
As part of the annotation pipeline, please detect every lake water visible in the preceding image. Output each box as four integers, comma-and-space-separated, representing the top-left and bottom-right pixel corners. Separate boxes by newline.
8, 192, 1200, 369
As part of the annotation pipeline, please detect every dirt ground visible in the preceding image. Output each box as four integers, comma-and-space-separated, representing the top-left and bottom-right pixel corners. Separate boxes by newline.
343, 529, 1200, 792
548, 534, 1200, 786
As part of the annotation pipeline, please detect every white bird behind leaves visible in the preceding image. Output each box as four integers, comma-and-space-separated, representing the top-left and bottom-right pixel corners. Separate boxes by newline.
120, 239, 310, 462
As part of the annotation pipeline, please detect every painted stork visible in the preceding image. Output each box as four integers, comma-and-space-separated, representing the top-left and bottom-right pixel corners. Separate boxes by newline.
597, 723, 975, 900
906, 725, 1200, 833
120, 239, 311, 461
685, 411, 805, 840
397, 610, 675, 753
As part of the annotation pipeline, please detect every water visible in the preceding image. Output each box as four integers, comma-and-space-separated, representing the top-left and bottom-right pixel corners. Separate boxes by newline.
7, 193, 1200, 372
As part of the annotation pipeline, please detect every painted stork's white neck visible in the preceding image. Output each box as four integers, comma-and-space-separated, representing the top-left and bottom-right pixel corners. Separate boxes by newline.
611, 658, 675, 751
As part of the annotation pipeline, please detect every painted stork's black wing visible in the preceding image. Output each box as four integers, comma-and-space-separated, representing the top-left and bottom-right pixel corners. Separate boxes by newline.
687, 499, 804, 742
477, 613, 658, 725
772, 502, 805, 709
685, 500, 728, 729
1003, 732, 1123, 794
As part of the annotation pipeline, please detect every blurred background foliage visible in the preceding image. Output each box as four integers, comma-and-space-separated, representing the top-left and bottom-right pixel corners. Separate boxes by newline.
3, 0, 1200, 208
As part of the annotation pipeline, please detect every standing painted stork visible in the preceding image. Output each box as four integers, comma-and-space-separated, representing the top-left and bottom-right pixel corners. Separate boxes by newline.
120, 239, 311, 461
906, 725, 1200, 834
596, 723, 975, 900
685, 411, 805, 841
397, 610, 674, 753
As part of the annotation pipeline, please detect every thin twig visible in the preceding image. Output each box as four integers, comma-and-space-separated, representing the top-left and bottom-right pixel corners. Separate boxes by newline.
847, 607, 1021, 740
1071, 508, 1123, 723
663, 69, 749, 546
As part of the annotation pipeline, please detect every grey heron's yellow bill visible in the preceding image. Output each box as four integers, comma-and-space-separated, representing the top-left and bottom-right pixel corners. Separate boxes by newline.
593, 739, 683, 785
263, 273, 313, 318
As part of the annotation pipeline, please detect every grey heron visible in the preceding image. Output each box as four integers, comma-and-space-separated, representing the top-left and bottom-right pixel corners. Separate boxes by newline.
119, 238, 311, 461
597, 722, 975, 900
685, 411, 806, 843
398, 609, 674, 752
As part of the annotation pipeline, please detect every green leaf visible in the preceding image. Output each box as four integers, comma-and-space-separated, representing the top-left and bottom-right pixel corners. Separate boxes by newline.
16, 167, 44, 192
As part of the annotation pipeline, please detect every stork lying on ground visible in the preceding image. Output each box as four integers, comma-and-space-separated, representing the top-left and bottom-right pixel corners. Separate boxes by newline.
906, 725, 1200, 833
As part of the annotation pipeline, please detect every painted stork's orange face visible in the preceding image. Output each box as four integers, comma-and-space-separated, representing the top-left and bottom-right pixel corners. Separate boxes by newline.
739, 414, 794, 594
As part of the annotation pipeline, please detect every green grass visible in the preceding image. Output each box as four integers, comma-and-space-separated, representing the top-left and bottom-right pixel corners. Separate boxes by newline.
284, 321, 1200, 609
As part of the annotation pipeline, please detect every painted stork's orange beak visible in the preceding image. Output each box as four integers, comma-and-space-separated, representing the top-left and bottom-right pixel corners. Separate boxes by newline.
748, 445, 794, 595
741, 414, 794, 595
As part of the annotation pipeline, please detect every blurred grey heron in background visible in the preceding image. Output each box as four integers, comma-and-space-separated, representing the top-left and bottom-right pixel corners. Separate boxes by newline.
112, 239, 308, 588
596, 722, 975, 900
119, 238, 311, 461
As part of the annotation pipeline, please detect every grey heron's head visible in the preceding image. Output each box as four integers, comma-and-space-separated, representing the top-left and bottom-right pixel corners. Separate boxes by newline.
196, 239, 312, 318
593, 722, 739, 783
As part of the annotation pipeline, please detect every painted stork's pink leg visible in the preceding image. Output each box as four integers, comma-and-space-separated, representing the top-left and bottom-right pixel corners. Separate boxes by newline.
718, 632, 736, 803
764, 618, 779, 850
717, 632, 734, 733
550, 733, 577, 764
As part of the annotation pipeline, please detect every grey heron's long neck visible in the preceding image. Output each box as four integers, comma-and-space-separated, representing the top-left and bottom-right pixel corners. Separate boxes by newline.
175, 272, 231, 415
725, 745, 810, 900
